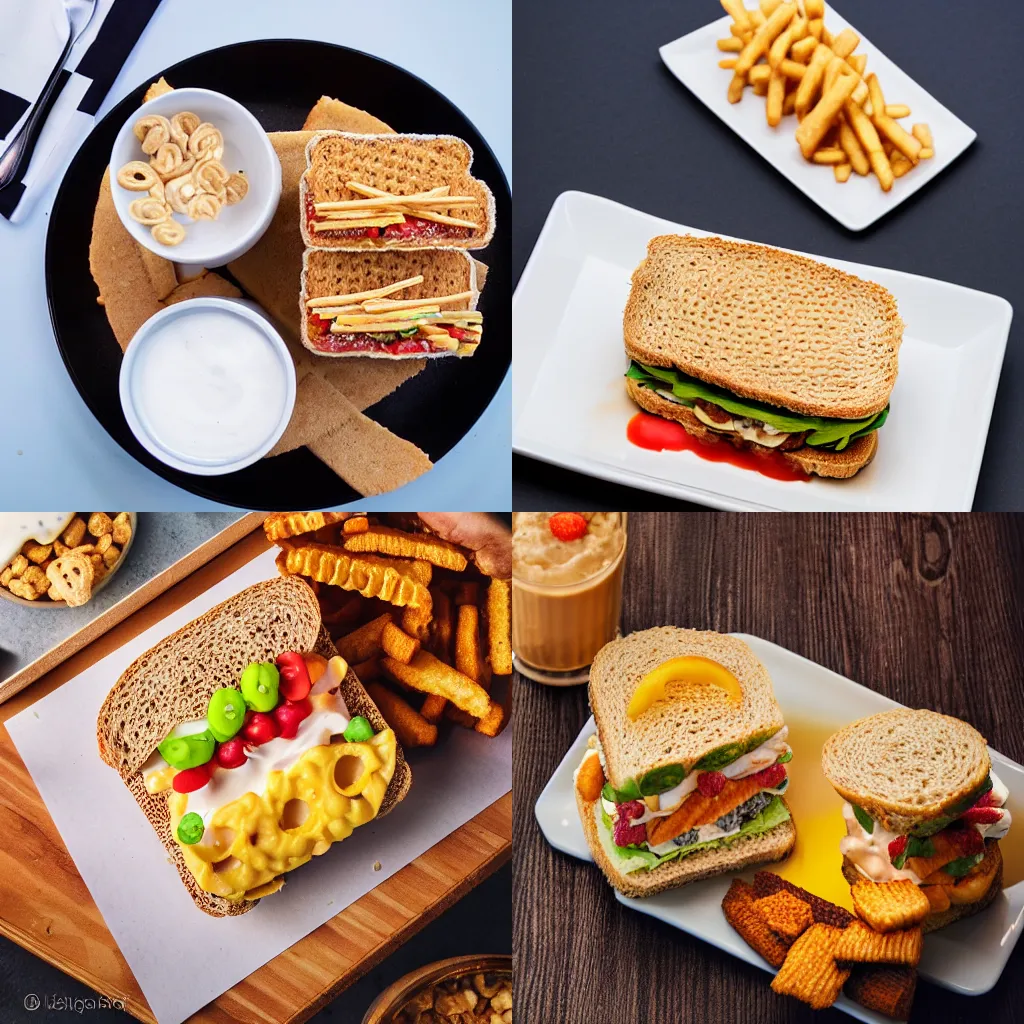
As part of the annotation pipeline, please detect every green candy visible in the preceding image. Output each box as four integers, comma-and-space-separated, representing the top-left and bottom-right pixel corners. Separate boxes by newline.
158, 728, 215, 769
344, 716, 374, 742
177, 812, 205, 845
207, 687, 246, 742
240, 662, 280, 712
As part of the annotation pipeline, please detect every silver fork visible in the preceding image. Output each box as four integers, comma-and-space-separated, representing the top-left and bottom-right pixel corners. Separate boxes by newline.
0, 0, 99, 192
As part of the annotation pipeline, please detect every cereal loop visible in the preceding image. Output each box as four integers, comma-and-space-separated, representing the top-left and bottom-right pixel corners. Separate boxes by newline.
128, 197, 172, 226
116, 160, 159, 191
193, 158, 230, 198
151, 142, 185, 179
151, 219, 186, 246
164, 173, 197, 215
187, 122, 223, 160
225, 172, 249, 205
134, 114, 172, 155
169, 110, 201, 149
187, 193, 222, 221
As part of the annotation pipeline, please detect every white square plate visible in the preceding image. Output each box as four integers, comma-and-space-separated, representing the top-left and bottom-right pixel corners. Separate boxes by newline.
659, 8, 976, 230
512, 191, 1011, 511
534, 635, 1024, 1018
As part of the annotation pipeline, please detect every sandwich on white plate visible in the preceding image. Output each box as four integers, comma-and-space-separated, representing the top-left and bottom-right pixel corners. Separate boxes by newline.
574, 627, 795, 897
822, 708, 1011, 931
623, 234, 903, 479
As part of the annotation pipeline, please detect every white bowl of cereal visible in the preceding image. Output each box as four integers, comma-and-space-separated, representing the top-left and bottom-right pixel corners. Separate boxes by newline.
110, 87, 281, 265
0, 513, 137, 608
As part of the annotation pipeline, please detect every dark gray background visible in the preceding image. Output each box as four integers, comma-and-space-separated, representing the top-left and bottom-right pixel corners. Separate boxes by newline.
513, 0, 1024, 511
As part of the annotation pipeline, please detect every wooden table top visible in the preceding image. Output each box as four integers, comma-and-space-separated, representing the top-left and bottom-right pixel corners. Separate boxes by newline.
513, 513, 1024, 1023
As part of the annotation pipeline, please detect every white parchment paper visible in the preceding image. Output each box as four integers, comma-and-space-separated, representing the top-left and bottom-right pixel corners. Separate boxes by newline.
6, 548, 512, 1024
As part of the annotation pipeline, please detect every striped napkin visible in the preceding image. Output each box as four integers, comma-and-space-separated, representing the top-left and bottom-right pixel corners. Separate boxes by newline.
0, 0, 160, 221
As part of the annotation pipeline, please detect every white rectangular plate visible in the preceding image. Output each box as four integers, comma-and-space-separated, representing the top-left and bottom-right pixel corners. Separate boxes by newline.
659, 7, 976, 230
534, 635, 1024, 1016
512, 191, 1011, 511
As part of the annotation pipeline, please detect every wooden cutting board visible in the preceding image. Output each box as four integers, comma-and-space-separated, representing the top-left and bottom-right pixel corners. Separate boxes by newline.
0, 524, 512, 1023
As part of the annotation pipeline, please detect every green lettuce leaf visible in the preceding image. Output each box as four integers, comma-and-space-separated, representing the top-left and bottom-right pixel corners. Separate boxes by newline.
598, 796, 791, 875
626, 362, 888, 451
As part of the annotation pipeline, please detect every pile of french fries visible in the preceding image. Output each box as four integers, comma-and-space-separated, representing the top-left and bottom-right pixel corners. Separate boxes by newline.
717, 0, 934, 190
265, 512, 511, 752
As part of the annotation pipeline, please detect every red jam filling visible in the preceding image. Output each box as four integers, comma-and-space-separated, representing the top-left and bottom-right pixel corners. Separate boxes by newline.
308, 316, 466, 355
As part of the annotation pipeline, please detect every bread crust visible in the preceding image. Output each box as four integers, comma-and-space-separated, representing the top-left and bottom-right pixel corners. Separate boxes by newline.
626, 378, 878, 480
623, 235, 902, 420
841, 846, 1002, 934
577, 789, 796, 898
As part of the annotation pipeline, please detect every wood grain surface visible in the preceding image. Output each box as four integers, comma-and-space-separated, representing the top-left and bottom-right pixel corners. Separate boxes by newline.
0, 525, 512, 1024
513, 513, 1024, 1024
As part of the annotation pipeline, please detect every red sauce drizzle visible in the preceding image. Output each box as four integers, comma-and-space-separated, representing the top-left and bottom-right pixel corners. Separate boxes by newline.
626, 412, 809, 483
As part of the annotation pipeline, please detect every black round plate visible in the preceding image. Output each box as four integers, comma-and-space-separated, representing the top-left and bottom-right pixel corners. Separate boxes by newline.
46, 39, 510, 509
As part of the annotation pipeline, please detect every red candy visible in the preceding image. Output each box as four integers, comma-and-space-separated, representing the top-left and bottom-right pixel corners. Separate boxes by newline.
548, 512, 588, 542
612, 800, 647, 847
961, 806, 1003, 826
888, 835, 908, 860
753, 763, 787, 789
276, 651, 312, 701
243, 712, 279, 745
697, 771, 727, 797
274, 698, 312, 739
172, 763, 212, 793
215, 737, 247, 769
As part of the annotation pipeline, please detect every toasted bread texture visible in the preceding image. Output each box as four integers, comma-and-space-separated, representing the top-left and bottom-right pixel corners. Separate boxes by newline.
590, 627, 785, 790
623, 235, 903, 420
841, 846, 1002, 934
96, 575, 411, 917
300, 247, 479, 358
303, 96, 392, 134
578, 788, 795, 898
821, 709, 991, 835
625, 379, 878, 480
300, 132, 495, 250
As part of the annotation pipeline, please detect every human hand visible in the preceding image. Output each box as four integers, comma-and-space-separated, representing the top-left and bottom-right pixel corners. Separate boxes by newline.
415, 513, 511, 579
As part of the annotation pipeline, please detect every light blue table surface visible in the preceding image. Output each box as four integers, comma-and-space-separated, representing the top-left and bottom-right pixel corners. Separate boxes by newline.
0, 0, 510, 511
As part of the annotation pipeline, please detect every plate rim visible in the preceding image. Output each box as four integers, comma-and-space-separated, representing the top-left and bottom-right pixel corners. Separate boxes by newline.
512, 189, 1012, 512
45, 37, 511, 509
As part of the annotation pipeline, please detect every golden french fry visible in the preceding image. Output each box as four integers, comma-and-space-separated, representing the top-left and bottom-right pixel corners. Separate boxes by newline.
420, 693, 447, 723
352, 656, 382, 681
807, 17, 823, 40
794, 43, 831, 116
845, 99, 893, 191
768, 15, 803, 68
848, 53, 868, 76
791, 35, 816, 62
475, 701, 506, 738
342, 516, 369, 535
830, 28, 860, 59
834, 162, 852, 182
727, 72, 747, 103
821, 24, 834, 46
487, 579, 512, 676
753, 77, 769, 97
749, 8, 766, 27
779, 58, 806, 80
381, 621, 421, 665
760, 0, 783, 14
885, 103, 910, 118
366, 681, 437, 748
812, 148, 845, 164
912, 122, 933, 158
734, 2, 797, 76
866, 73, 886, 117
891, 152, 913, 177
336, 612, 392, 663
782, 87, 797, 116
718, 36, 744, 52
382, 650, 492, 718
796, 69, 858, 159
838, 115, 870, 175
873, 111, 923, 163
455, 604, 485, 686
766, 70, 785, 126
804, 0, 824, 16
719, 57, 738, 69
721, 0, 752, 33
749, 64, 772, 85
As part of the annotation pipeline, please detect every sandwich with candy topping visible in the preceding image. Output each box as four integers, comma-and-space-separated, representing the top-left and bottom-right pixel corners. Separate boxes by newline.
574, 627, 795, 897
822, 708, 1011, 932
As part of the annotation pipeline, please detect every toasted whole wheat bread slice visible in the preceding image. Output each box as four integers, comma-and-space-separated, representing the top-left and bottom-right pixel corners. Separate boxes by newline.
300, 247, 479, 358
590, 627, 785, 791
842, 846, 1002, 933
300, 132, 495, 251
821, 709, 991, 835
578, 788, 795, 898
626, 378, 878, 480
623, 235, 903, 420
96, 575, 411, 917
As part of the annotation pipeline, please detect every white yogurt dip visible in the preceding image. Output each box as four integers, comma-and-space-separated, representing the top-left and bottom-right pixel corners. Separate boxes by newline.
121, 299, 294, 474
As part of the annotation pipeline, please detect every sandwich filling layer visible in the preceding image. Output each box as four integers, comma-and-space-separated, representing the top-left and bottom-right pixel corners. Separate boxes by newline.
841, 770, 1010, 908
626, 362, 888, 452
582, 726, 792, 874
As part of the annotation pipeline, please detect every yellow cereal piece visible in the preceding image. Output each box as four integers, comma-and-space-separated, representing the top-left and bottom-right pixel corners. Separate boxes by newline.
851, 879, 931, 933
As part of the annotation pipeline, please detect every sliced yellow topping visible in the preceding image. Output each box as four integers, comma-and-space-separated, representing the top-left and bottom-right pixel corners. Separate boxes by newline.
626, 656, 742, 721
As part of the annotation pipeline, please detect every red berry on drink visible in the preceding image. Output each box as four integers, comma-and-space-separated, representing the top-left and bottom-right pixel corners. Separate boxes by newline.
548, 512, 588, 542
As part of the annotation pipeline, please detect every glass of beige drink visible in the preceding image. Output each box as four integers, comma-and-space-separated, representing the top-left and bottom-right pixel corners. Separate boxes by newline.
512, 512, 627, 685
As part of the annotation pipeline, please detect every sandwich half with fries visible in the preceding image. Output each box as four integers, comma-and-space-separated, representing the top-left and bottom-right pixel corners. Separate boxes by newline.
301, 249, 483, 359
575, 627, 795, 898
624, 235, 903, 479
97, 574, 410, 916
300, 131, 495, 250
822, 709, 1011, 932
